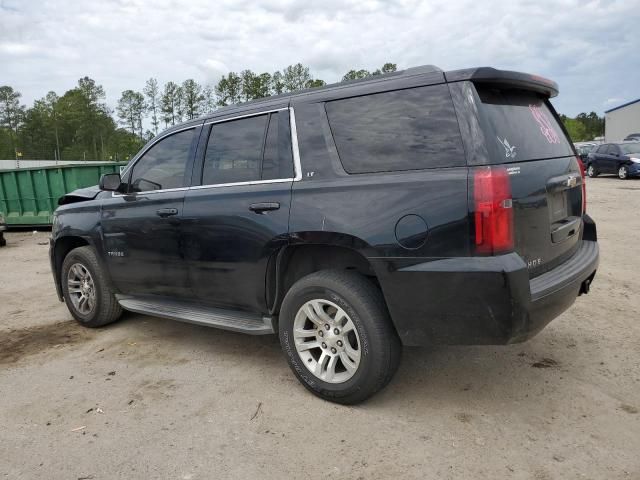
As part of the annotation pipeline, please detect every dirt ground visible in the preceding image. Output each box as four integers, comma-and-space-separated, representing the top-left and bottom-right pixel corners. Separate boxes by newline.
0, 177, 639, 480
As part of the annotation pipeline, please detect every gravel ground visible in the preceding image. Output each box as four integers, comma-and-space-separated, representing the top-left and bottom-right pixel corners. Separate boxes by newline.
0, 177, 639, 480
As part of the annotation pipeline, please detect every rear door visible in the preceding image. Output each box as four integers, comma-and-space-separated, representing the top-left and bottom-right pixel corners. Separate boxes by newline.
182, 109, 294, 312
471, 85, 584, 277
606, 144, 622, 172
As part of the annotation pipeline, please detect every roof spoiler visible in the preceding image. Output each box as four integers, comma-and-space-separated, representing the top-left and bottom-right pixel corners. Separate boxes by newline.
445, 67, 559, 98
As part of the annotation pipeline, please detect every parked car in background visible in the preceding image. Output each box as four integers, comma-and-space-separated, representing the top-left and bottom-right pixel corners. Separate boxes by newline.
49, 66, 599, 404
0, 212, 6, 247
623, 133, 640, 142
574, 143, 596, 162
586, 142, 640, 179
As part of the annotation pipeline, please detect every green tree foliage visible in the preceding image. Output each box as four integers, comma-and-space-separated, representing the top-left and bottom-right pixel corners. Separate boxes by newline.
0, 78, 144, 161
117, 90, 146, 137
282, 63, 312, 91
560, 112, 605, 142
202, 84, 216, 114
344, 63, 398, 80
161, 81, 183, 126
215, 72, 243, 106
144, 78, 160, 134
0, 61, 401, 160
342, 69, 371, 81
182, 79, 204, 119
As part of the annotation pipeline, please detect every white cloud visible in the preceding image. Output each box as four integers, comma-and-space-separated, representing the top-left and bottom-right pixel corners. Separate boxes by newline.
0, 0, 638, 116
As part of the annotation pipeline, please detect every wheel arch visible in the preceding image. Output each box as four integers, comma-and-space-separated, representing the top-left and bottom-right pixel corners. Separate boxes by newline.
51, 235, 95, 300
267, 232, 384, 317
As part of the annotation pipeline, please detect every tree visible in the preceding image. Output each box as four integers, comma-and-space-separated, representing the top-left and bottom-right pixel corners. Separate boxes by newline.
161, 81, 182, 126
0, 86, 25, 135
182, 79, 204, 119
202, 84, 216, 114
144, 78, 160, 134
241, 70, 272, 100
562, 117, 588, 142
271, 71, 285, 95
342, 69, 371, 81
282, 63, 311, 92
305, 79, 326, 88
215, 72, 242, 106
117, 90, 145, 137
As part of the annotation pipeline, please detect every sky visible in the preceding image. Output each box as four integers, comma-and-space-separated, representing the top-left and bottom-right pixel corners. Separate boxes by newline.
1, 0, 638, 117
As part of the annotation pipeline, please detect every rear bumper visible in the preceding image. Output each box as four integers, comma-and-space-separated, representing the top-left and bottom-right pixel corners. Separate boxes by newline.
375, 219, 599, 346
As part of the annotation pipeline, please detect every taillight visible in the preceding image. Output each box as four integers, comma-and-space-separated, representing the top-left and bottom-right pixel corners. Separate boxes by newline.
577, 156, 586, 214
473, 166, 514, 255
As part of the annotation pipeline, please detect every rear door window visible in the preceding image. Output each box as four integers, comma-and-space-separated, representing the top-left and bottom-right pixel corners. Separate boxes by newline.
262, 110, 294, 180
474, 86, 574, 163
202, 111, 294, 185
325, 84, 465, 174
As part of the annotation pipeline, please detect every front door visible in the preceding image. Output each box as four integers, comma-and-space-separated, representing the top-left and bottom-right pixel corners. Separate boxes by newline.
182, 109, 294, 312
101, 126, 200, 297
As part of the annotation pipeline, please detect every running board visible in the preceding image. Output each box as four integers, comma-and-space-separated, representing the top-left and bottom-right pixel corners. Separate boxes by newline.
116, 295, 275, 335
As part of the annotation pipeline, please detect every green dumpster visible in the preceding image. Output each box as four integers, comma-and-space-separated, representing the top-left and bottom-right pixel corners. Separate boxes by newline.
0, 162, 127, 227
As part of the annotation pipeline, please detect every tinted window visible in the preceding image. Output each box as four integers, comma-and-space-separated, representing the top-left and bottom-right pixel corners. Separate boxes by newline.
475, 86, 574, 163
596, 144, 608, 154
129, 129, 194, 192
325, 84, 465, 174
620, 143, 640, 154
203, 115, 268, 185
609, 144, 622, 155
262, 110, 294, 180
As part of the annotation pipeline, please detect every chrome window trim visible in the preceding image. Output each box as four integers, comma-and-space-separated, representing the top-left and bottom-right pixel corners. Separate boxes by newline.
189, 177, 295, 191
289, 106, 303, 181
203, 107, 288, 126
111, 105, 303, 197
118, 124, 199, 180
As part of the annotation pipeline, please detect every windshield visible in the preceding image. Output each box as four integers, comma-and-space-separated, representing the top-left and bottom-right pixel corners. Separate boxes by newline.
474, 85, 574, 163
620, 143, 640, 155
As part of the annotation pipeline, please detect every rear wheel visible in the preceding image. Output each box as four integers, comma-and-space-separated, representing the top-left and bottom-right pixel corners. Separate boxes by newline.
587, 164, 598, 178
279, 270, 401, 404
618, 165, 629, 180
61, 246, 122, 328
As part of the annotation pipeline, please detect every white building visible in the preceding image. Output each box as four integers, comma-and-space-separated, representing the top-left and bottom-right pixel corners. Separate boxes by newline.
605, 98, 640, 142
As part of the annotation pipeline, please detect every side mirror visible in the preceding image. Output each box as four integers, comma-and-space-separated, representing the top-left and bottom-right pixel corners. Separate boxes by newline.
99, 173, 123, 192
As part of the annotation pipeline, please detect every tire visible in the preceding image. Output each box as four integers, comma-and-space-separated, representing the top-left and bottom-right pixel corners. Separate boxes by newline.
618, 165, 629, 180
0, 233, 6, 247
61, 246, 122, 328
279, 270, 401, 404
587, 164, 598, 178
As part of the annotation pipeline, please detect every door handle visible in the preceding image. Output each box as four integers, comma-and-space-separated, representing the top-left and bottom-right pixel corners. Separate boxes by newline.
156, 208, 178, 218
249, 202, 280, 214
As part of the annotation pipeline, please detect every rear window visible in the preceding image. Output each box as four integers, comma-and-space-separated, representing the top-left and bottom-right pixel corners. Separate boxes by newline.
475, 86, 574, 163
325, 85, 465, 174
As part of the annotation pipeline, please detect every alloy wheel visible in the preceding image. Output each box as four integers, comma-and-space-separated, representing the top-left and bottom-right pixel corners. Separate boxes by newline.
293, 299, 362, 384
67, 263, 96, 315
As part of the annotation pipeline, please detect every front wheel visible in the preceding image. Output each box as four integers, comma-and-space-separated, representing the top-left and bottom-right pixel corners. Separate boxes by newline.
279, 270, 401, 404
61, 246, 122, 328
587, 164, 598, 178
618, 165, 629, 180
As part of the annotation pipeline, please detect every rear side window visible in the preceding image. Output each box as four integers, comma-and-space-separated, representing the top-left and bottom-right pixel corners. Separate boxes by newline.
596, 145, 607, 154
202, 111, 294, 185
325, 84, 465, 174
475, 86, 574, 163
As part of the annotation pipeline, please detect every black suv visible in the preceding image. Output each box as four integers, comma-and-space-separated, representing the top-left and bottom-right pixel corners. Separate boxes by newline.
586, 142, 640, 179
50, 66, 599, 404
